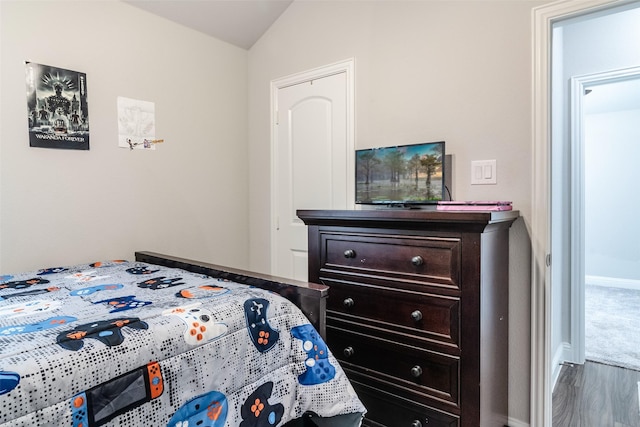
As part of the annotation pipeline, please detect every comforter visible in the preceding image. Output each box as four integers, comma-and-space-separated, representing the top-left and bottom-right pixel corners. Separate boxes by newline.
0, 259, 365, 426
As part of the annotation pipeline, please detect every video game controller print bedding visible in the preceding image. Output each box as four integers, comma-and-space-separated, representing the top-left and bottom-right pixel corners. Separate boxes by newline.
0, 259, 365, 427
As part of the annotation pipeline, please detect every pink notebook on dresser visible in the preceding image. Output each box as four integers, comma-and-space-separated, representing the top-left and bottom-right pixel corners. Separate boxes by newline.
436, 201, 513, 211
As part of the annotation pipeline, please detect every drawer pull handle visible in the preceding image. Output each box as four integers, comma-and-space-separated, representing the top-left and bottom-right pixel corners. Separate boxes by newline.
411, 256, 424, 266
343, 346, 355, 358
411, 421, 423, 427
411, 310, 423, 322
344, 249, 356, 258
410, 365, 423, 378
343, 298, 355, 308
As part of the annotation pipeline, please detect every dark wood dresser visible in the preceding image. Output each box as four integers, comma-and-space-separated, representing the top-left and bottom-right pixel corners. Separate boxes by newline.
297, 209, 519, 427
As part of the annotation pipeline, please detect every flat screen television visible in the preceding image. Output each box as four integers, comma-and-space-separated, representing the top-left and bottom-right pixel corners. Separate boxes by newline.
355, 141, 445, 206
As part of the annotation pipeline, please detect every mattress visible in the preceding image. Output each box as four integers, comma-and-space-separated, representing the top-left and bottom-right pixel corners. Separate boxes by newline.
0, 259, 365, 426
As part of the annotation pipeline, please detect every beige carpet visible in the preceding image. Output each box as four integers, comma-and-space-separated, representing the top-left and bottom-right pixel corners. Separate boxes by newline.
585, 285, 640, 371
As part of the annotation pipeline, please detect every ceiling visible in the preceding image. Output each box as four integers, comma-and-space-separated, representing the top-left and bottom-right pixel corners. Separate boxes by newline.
123, 0, 294, 50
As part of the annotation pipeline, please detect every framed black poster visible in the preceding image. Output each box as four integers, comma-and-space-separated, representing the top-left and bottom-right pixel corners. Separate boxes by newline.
25, 62, 89, 150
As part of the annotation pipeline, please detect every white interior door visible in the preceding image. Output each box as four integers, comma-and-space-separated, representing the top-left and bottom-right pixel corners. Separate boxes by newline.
271, 61, 354, 281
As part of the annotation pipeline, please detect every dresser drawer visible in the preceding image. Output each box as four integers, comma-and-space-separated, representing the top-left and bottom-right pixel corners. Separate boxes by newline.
320, 232, 461, 288
324, 278, 460, 349
328, 323, 460, 408
352, 378, 459, 427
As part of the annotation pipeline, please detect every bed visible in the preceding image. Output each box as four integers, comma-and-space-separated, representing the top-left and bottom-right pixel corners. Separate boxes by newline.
0, 251, 366, 427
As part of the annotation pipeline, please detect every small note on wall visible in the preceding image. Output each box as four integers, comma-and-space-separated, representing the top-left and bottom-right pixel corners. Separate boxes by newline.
117, 97, 156, 150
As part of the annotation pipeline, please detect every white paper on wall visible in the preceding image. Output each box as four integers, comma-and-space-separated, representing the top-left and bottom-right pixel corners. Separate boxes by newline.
117, 96, 156, 150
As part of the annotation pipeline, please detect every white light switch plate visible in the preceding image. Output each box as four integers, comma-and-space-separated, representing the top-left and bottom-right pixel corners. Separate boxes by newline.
471, 160, 497, 185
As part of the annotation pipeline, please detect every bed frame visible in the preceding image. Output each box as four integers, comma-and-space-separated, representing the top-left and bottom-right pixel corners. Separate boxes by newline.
135, 251, 328, 338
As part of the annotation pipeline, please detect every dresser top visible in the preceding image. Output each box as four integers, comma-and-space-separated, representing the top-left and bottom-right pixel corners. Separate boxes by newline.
297, 208, 519, 225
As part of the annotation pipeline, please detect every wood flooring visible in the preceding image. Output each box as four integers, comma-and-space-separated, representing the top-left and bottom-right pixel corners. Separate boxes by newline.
553, 361, 640, 427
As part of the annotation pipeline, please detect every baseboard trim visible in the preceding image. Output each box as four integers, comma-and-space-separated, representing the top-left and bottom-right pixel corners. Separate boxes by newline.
551, 341, 573, 391
586, 275, 640, 291
507, 416, 530, 427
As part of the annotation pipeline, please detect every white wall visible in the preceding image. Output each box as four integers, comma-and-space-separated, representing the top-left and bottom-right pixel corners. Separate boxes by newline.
248, 1, 546, 423
585, 108, 640, 282
0, 1, 249, 272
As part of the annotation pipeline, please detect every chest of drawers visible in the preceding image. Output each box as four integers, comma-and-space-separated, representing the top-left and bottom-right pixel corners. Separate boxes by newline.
297, 209, 518, 427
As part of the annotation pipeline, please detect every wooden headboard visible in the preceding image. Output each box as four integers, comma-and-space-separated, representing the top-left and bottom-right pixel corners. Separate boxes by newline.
134, 251, 328, 338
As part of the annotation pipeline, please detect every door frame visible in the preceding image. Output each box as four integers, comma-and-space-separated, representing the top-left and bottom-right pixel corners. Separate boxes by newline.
531, 1, 628, 425
569, 66, 640, 364
269, 59, 355, 274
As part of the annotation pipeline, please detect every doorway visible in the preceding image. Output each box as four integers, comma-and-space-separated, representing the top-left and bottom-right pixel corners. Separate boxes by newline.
532, 1, 640, 425
575, 71, 640, 370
